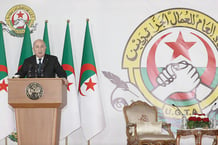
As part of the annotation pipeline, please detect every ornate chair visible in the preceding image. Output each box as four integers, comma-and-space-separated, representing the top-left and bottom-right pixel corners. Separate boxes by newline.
123, 101, 176, 145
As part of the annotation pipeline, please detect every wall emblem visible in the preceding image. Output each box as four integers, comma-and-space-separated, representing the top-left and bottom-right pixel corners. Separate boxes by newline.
4, 4, 37, 37
103, 8, 217, 132
122, 8, 217, 131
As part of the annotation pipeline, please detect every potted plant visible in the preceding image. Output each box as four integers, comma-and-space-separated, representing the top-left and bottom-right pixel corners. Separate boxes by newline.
187, 113, 210, 129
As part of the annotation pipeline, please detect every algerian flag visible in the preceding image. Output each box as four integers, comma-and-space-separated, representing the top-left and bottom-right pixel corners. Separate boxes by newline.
18, 25, 32, 70
60, 20, 80, 139
79, 20, 105, 140
0, 23, 15, 140
43, 20, 50, 54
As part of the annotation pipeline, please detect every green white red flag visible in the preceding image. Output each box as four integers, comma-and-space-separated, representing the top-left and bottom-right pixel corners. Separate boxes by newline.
0, 23, 15, 140
43, 20, 50, 54
78, 20, 105, 140
18, 25, 32, 70
61, 21, 80, 139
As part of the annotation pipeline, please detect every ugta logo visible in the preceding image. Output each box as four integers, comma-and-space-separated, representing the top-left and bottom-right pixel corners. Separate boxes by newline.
4, 4, 37, 37
122, 8, 217, 130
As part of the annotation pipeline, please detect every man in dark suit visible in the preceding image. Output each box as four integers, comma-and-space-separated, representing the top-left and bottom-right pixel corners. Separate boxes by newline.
15, 39, 68, 85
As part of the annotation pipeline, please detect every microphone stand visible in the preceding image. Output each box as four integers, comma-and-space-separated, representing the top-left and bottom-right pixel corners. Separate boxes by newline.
172, 104, 187, 129
40, 64, 44, 78
27, 64, 33, 78
34, 64, 38, 78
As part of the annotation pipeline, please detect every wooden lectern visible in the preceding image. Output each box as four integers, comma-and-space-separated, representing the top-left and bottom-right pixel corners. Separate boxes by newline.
8, 78, 67, 145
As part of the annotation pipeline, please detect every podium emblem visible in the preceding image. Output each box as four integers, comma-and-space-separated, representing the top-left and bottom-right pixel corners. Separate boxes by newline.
26, 82, 43, 100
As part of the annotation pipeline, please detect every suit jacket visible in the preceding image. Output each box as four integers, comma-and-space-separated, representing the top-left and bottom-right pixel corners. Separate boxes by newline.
16, 54, 67, 78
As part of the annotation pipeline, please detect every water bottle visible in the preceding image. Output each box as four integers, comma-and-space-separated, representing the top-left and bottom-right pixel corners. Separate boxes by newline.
211, 117, 217, 128
181, 115, 187, 129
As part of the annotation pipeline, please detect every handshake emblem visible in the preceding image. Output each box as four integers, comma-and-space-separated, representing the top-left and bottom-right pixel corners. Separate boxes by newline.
153, 60, 210, 101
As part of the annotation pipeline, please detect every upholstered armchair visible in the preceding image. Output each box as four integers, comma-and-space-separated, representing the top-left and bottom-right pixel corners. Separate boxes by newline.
123, 101, 176, 145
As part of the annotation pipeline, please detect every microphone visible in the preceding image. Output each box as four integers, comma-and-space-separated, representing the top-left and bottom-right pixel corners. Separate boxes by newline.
44, 58, 48, 66
34, 64, 38, 78
40, 63, 45, 77
172, 104, 184, 116
208, 102, 217, 116
27, 64, 33, 78
40, 58, 48, 78
32, 58, 48, 78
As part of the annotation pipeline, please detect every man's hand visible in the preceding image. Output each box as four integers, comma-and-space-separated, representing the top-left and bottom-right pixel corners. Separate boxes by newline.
62, 78, 69, 86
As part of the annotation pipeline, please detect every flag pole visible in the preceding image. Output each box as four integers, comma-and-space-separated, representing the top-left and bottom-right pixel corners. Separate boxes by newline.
65, 136, 68, 145
5, 137, 7, 145
63, 19, 71, 145
85, 18, 90, 145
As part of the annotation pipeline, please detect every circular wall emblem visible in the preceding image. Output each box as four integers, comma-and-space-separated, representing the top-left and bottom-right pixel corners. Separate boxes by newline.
122, 8, 217, 131
5, 4, 36, 37
25, 82, 43, 100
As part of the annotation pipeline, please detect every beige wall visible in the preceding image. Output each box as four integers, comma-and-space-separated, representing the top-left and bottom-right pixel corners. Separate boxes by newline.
0, 0, 217, 145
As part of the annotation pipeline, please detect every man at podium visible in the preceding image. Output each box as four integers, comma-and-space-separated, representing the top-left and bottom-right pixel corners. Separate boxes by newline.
15, 39, 68, 85
9, 39, 68, 145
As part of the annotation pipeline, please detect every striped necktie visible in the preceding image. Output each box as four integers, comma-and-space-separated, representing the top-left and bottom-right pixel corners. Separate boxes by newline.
38, 58, 42, 77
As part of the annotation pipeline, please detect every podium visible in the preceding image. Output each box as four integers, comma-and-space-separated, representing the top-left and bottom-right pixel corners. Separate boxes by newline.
8, 78, 67, 145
